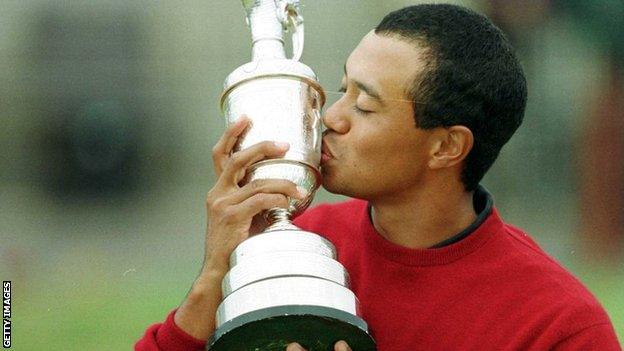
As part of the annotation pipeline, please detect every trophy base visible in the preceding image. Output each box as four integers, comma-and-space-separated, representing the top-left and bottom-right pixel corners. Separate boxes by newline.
207, 305, 376, 351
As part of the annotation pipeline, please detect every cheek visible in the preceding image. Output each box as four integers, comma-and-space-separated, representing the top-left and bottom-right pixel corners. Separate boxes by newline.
346, 117, 425, 171
358, 132, 427, 175
351, 139, 398, 177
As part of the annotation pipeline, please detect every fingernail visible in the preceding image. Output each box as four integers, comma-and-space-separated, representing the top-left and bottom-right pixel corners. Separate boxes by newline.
335, 341, 350, 351
287, 343, 305, 351
274, 141, 290, 150
296, 186, 308, 198
231, 119, 245, 130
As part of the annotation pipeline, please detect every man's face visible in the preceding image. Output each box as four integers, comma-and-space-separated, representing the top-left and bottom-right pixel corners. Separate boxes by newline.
321, 31, 434, 200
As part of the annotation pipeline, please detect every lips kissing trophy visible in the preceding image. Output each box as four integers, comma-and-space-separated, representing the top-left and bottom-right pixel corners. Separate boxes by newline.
209, 1, 376, 350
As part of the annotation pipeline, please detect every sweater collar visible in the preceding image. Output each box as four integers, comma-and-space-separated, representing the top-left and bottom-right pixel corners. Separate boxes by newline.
429, 185, 493, 248
361, 186, 504, 266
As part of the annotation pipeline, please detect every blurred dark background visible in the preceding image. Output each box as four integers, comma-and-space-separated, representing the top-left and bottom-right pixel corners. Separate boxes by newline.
0, 1, 622, 349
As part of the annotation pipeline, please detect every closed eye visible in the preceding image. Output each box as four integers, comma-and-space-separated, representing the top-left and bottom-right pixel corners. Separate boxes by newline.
353, 105, 373, 115
338, 85, 374, 115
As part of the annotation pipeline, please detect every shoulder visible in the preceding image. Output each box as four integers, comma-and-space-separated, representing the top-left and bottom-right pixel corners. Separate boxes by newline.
496, 221, 599, 307
293, 198, 367, 240
293, 198, 367, 229
485, 218, 617, 343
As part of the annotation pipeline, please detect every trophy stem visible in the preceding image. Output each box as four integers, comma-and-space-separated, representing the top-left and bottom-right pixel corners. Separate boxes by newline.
264, 208, 298, 231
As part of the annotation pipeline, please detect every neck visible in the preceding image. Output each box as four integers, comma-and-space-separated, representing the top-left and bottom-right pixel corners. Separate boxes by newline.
370, 181, 477, 249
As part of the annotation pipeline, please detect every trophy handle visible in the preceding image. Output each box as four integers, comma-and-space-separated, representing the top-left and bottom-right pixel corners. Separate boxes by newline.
276, 0, 304, 61
242, 0, 305, 61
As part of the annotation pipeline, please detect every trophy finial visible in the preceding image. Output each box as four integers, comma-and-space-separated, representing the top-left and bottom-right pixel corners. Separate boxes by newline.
242, 0, 304, 61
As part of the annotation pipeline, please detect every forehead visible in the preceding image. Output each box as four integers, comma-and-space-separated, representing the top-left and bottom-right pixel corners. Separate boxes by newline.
345, 31, 425, 99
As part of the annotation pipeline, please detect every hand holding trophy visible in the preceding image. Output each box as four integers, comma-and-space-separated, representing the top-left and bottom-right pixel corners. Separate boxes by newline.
208, 1, 376, 350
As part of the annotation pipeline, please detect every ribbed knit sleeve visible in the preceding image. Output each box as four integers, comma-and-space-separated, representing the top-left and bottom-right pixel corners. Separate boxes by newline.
134, 309, 206, 351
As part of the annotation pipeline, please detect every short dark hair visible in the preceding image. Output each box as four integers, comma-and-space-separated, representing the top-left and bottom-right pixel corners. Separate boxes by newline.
375, 4, 527, 191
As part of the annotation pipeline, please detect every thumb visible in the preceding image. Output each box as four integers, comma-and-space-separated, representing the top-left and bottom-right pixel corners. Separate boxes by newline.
286, 342, 306, 351
335, 340, 352, 351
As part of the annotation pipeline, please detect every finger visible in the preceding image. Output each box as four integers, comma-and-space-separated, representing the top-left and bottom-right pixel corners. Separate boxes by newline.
223, 117, 251, 155
227, 179, 306, 205
334, 341, 352, 351
212, 116, 250, 176
219, 140, 290, 185
286, 343, 306, 351
229, 193, 291, 221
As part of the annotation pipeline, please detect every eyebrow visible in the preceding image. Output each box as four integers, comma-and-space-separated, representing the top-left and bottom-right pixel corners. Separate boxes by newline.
343, 63, 385, 105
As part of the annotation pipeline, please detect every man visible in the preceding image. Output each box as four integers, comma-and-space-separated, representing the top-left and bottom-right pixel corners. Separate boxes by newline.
136, 4, 621, 350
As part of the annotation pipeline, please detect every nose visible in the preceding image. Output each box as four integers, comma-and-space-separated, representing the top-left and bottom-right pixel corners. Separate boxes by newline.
322, 93, 350, 134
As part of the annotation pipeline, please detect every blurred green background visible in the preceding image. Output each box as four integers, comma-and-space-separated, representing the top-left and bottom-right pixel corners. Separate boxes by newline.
1, 0, 622, 349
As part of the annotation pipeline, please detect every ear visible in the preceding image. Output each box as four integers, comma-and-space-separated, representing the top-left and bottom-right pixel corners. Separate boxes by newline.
428, 126, 474, 170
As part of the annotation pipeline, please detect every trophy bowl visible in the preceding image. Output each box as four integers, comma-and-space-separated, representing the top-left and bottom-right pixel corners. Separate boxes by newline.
220, 58, 325, 220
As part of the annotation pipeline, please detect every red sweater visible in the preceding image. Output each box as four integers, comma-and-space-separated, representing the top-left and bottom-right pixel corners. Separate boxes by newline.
136, 199, 621, 350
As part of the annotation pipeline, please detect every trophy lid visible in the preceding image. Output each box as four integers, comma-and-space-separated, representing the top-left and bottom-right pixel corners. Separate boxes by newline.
220, 59, 325, 111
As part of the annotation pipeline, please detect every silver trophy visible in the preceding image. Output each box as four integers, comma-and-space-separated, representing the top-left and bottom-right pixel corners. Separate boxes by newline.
208, 1, 376, 350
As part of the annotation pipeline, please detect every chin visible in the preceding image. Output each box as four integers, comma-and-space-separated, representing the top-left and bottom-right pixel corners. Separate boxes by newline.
320, 177, 337, 193
320, 175, 342, 195
321, 178, 358, 198
321, 166, 368, 198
